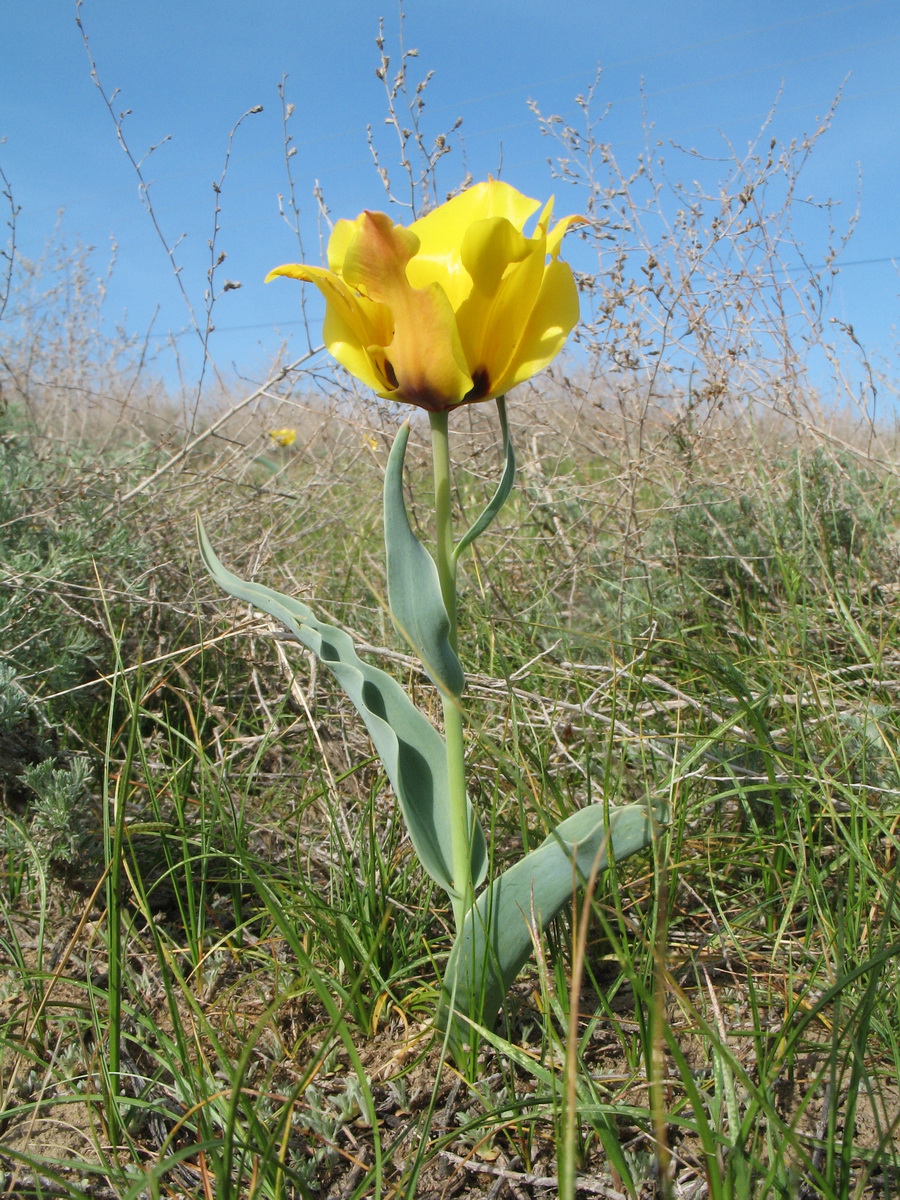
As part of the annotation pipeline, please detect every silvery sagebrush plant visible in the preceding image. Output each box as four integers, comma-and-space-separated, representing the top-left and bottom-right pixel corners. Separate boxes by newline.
198, 179, 662, 1065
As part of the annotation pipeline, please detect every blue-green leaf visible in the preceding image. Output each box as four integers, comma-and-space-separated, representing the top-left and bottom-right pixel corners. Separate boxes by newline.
453, 395, 516, 562
439, 801, 662, 1050
384, 422, 464, 698
197, 518, 487, 895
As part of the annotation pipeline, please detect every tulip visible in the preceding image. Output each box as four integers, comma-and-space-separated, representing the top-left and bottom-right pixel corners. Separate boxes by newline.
202, 186, 658, 1077
266, 180, 581, 411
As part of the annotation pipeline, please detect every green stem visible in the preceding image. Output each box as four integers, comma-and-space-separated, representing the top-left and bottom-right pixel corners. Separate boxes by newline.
430, 410, 473, 928
429, 411, 457, 648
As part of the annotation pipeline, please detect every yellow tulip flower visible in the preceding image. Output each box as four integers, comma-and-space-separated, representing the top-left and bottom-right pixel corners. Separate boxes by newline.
266, 180, 581, 412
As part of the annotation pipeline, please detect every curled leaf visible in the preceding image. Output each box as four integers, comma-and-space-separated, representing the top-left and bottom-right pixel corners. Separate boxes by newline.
453, 395, 516, 561
384, 422, 464, 698
439, 801, 662, 1053
198, 518, 487, 895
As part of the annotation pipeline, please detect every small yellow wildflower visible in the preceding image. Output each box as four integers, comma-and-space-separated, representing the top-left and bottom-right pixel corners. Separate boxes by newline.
268, 428, 296, 447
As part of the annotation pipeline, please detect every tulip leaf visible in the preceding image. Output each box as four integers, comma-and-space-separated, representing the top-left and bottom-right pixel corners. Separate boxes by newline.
439, 800, 661, 1053
384, 422, 464, 699
453, 396, 516, 562
197, 518, 487, 894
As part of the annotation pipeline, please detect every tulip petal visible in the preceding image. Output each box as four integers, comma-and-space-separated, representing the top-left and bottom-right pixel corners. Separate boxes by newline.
322, 311, 392, 396
340, 211, 420, 299
454, 223, 547, 398
547, 213, 586, 258
491, 257, 581, 395
415, 180, 540, 243
342, 212, 473, 410
267, 261, 395, 394
408, 181, 541, 308
327, 216, 363, 274
460, 217, 532, 295
266, 262, 389, 347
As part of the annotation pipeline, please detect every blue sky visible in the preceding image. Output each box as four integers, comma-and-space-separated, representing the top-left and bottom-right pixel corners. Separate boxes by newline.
3, 1, 898, 399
